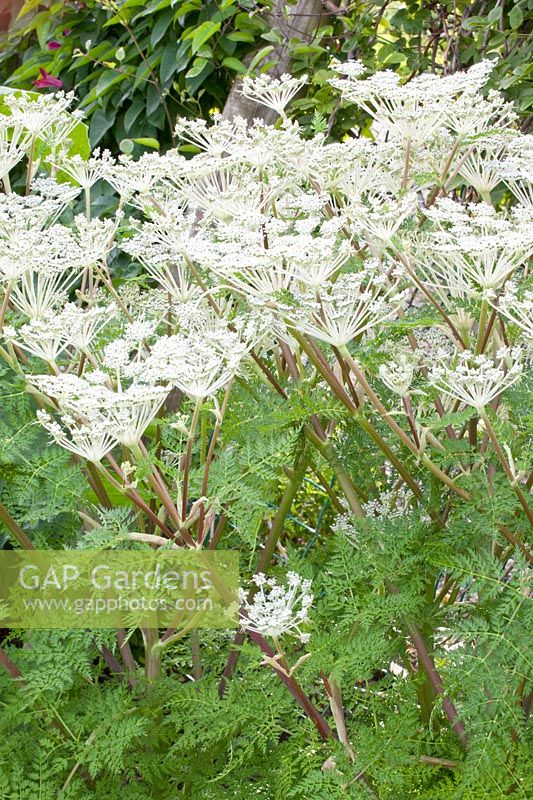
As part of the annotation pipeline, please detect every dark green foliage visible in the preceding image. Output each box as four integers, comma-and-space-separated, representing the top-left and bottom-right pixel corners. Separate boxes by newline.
1, 0, 531, 153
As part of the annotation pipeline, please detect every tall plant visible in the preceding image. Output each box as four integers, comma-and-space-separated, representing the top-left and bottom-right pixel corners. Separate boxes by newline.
0, 63, 531, 797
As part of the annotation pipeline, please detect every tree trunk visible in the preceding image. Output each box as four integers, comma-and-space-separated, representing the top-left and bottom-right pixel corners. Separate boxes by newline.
221, 0, 324, 124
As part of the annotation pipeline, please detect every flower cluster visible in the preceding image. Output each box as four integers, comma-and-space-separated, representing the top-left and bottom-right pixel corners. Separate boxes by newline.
429, 348, 523, 412
239, 573, 313, 643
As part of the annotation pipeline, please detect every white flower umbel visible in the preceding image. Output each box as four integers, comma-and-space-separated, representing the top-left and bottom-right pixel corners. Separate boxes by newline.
33, 373, 168, 450
347, 192, 417, 254
3, 91, 79, 138
53, 149, 115, 190
288, 263, 406, 348
73, 215, 117, 268
331, 63, 447, 145
120, 217, 201, 304
10, 265, 82, 320
36, 409, 117, 463
458, 136, 510, 202
0, 122, 31, 180
241, 73, 308, 118
5, 315, 70, 363
331, 60, 493, 147
239, 572, 313, 643
429, 348, 523, 412
378, 352, 418, 397
146, 322, 248, 400
104, 152, 168, 206
60, 303, 117, 352
414, 200, 533, 298
497, 134, 533, 209
498, 283, 533, 341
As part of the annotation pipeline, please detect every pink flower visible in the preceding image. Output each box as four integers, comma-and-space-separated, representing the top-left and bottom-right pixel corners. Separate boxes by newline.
33, 68, 63, 89
47, 41, 62, 50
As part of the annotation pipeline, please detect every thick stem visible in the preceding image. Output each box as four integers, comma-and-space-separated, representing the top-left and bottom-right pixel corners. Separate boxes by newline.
116, 629, 137, 687
25, 135, 36, 195
181, 398, 202, 521
401, 138, 412, 191
248, 631, 332, 740
143, 627, 161, 681
85, 185, 91, 221
475, 299, 489, 355
0, 498, 34, 550
306, 432, 365, 516
0, 279, 13, 331
409, 624, 468, 750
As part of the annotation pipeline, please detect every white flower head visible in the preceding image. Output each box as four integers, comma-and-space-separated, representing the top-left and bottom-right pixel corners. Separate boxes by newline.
429, 347, 523, 411
241, 73, 308, 118
36, 409, 117, 463
378, 351, 417, 397
288, 261, 406, 348
498, 283, 533, 340
239, 572, 313, 643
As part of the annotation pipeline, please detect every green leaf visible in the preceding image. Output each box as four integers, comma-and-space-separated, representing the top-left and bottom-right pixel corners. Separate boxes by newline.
225, 30, 255, 42
146, 83, 160, 117
222, 56, 246, 74
248, 45, 274, 72
160, 42, 178, 84
185, 57, 213, 94
131, 137, 160, 149
185, 56, 208, 80
123, 97, 145, 133
175, 40, 192, 72
188, 20, 221, 55
89, 107, 116, 146
16, 0, 42, 20
150, 10, 173, 48
509, 5, 524, 28
80, 70, 130, 107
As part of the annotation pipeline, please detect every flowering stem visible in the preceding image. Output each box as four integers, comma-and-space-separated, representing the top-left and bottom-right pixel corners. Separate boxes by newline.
143, 627, 161, 681
100, 456, 176, 539
402, 394, 420, 449
425, 136, 462, 208
393, 252, 466, 349
297, 333, 423, 498
496, 523, 533, 566
218, 452, 310, 696
407, 620, 468, 750
0, 279, 13, 331
25, 134, 37, 195
133, 441, 184, 532
340, 347, 470, 501
401, 138, 412, 191
305, 430, 365, 516
85, 461, 112, 509
198, 379, 234, 543
182, 398, 202, 522
475, 299, 489, 355
248, 631, 332, 741
480, 410, 533, 530
85, 186, 91, 222
322, 435, 467, 749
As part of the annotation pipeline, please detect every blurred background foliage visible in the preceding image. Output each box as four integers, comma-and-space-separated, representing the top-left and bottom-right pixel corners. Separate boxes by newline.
0, 0, 531, 154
